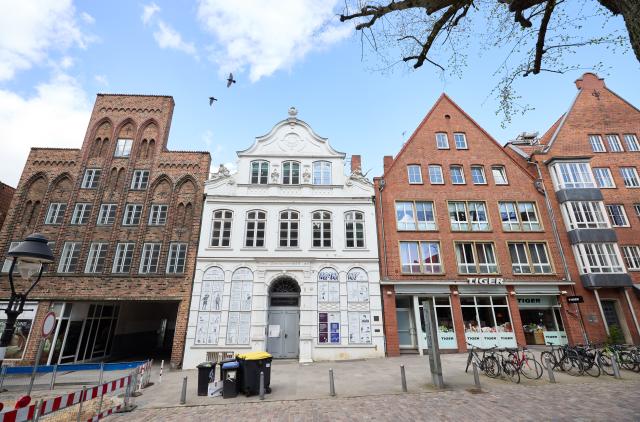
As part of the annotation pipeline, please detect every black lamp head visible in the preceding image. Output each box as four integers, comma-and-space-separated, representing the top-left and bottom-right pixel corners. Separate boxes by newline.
7, 233, 54, 264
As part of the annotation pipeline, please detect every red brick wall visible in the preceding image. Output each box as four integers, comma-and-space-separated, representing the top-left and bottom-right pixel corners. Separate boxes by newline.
0, 94, 211, 367
0, 181, 15, 232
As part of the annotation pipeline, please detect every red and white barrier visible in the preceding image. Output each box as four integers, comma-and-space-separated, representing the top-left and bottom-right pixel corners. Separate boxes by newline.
86, 404, 122, 422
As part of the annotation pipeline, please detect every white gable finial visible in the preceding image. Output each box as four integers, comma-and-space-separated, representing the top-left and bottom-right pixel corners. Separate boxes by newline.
288, 106, 298, 118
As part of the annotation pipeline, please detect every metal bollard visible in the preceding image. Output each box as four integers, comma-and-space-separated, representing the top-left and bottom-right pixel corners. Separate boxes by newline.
180, 376, 188, 405
329, 368, 336, 397
472, 362, 481, 390
0, 365, 7, 391
545, 357, 556, 383
76, 385, 87, 422
33, 399, 43, 422
400, 365, 408, 392
98, 362, 105, 386
50, 364, 58, 390
259, 371, 265, 400
611, 355, 622, 379
159, 359, 164, 383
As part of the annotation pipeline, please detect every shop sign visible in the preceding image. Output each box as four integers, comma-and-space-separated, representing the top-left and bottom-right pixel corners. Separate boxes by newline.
517, 296, 557, 308
567, 295, 584, 303
467, 277, 504, 285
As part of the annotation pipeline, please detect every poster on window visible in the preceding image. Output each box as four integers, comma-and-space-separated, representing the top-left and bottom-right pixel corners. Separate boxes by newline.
318, 312, 340, 344
238, 312, 251, 344
200, 281, 223, 311
347, 282, 369, 303
348, 312, 372, 344
195, 312, 221, 345
0, 319, 32, 359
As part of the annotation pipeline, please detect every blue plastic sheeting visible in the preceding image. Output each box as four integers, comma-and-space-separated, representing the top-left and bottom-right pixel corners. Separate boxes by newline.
3, 360, 146, 375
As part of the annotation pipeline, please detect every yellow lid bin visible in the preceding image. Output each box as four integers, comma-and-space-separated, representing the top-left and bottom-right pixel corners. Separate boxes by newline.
237, 351, 272, 360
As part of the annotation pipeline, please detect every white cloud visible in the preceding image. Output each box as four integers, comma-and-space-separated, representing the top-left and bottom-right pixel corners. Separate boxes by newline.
196, 0, 351, 82
94, 74, 108, 86
141, 2, 160, 25
0, 0, 90, 81
153, 20, 198, 57
80, 12, 95, 24
0, 73, 92, 186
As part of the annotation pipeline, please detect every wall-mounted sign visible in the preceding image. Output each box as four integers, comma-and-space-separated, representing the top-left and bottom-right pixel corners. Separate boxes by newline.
567, 295, 584, 303
467, 277, 504, 285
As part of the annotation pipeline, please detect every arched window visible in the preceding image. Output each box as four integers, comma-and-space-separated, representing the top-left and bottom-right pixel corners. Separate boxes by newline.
245, 210, 266, 247
227, 268, 253, 345
317, 267, 339, 303
250, 160, 269, 184
312, 210, 332, 248
345, 211, 365, 248
347, 268, 369, 303
195, 267, 224, 345
211, 210, 233, 247
279, 210, 299, 247
282, 161, 300, 185
313, 161, 332, 185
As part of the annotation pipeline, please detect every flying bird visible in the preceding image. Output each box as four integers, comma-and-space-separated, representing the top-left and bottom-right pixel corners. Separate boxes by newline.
227, 73, 236, 88
209, 97, 218, 106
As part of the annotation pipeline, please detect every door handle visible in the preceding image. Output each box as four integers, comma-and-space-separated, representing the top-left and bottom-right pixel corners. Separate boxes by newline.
284, 333, 288, 338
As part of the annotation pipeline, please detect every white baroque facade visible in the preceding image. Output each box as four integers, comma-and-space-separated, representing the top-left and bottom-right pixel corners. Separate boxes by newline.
183, 108, 385, 367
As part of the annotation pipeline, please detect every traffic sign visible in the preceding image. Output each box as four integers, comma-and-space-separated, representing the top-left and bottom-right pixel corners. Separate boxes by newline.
567, 295, 584, 304
41, 312, 56, 337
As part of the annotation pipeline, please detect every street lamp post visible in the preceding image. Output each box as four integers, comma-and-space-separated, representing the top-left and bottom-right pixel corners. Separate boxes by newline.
0, 234, 54, 367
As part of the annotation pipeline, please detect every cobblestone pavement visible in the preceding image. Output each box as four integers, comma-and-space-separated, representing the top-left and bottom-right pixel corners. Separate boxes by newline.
112, 379, 640, 421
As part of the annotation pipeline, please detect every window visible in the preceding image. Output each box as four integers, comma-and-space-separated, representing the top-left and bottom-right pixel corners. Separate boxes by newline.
148, 204, 168, 225
114, 139, 133, 157
395, 201, 436, 231
588, 135, 606, 152
454, 133, 467, 149
97, 204, 117, 226
245, 210, 266, 247
317, 268, 339, 303
620, 167, 640, 188
45, 203, 66, 225
81, 169, 101, 189
166, 243, 187, 274
195, 267, 224, 345
130, 170, 149, 190
436, 132, 449, 149
347, 268, 369, 303
312, 161, 332, 185
491, 166, 508, 185
606, 134, 624, 152
139, 243, 161, 274
70, 203, 92, 225
312, 211, 332, 247
450, 166, 465, 184
2, 242, 19, 273
112, 243, 134, 273
57, 242, 81, 273
606, 204, 629, 227
624, 134, 640, 152
282, 161, 300, 185
407, 165, 423, 184
428, 165, 444, 184
348, 312, 372, 344
345, 211, 365, 248
635, 204, 640, 220
250, 160, 269, 184
622, 246, 640, 270
318, 312, 340, 344
498, 201, 541, 231
574, 243, 624, 273
508, 242, 553, 274
400, 241, 442, 274
470, 166, 486, 184
455, 242, 498, 274
227, 268, 252, 345
561, 201, 609, 230
279, 210, 299, 247
122, 204, 143, 226
448, 201, 489, 231
550, 162, 594, 189
211, 210, 232, 247
461, 296, 512, 337
593, 168, 616, 188
85, 243, 108, 273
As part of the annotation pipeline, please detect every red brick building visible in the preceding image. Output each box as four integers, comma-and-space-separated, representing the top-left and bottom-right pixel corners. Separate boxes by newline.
0, 94, 210, 367
375, 94, 581, 356
507, 73, 640, 345
0, 182, 16, 231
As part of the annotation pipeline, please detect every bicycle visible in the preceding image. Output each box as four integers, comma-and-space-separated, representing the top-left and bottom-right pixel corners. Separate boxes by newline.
508, 346, 544, 380
465, 343, 500, 378
495, 348, 520, 383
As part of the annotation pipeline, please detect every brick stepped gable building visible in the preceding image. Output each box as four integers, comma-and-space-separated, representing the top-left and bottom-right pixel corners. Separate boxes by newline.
375, 94, 580, 356
507, 73, 640, 345
0, 182, 16, 231
0, 94, 210, 367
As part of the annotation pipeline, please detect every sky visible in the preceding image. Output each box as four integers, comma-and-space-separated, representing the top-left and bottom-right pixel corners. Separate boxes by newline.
0, 0, 638, 186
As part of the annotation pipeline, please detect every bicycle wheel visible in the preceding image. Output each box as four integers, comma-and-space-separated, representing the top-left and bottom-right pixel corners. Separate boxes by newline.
581, 357, 601, 377
620, 352, 636, 371
540, 351, 556, 369
502, 361, 520, 383
465, 352, 473, 373
520, 357, 544, 380
561, 355, 583, 376
598, 353, 615, 376
481, 355, 501, 378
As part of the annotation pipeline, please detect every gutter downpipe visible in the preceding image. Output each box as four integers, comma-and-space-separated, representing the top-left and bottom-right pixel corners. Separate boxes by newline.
532, 158, 589, 345
377, 178, 389, 355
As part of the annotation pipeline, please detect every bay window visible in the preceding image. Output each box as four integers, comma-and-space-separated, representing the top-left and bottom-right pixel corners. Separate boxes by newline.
561, 201, 609, 230
573, 243, 624, 273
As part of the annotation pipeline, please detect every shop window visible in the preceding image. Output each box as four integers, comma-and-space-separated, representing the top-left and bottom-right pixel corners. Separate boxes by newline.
76, 304, 119, 361
407, 165, 422, 184
97, 204, 117, 226
348, 312, 371, 344
344, 211, 365, 248
0, 301, 37, 359
245, 210, 266, 247
195, 267, 224, 344
139, 243, 161, 274
518, 296, 566, 345
279, 210, 299, 247
45, 203, 67, 225
395, 201, 436, 231
70, 203, 92, 225
227, 268, 253, 345
318, 311, 340, 344
461, 296, 514, 348
81, 169, 101, 189
400, 241, 442, 274
313, 161, 332, 185
561, 201, 609, 230
448, 201, 489, 231
499, 202, 541, 231
166, 243, 187, 274
250, 160, 269, 184
573, 243, 625, 274
112, 243, 134, 273
58, 242, 81, 273
312, 210, 332, 248
347, 268, 369, 303
282, 161, 300, 185
593, 168, 615, 188
318, 267, 339, 303
621, 245, 640, 270
455, 242, 498, 274
85, 242, 108, 273
211, 210, 233, 247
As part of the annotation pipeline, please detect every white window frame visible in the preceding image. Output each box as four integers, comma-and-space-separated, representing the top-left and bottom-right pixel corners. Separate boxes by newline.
97, 204, 117, 226
81, 169, 101, 189
450, 165, 465, 184
623, 134, 640, 152
166, 243, 187, 274
573, 243, 625, 274
435, 132, 449, 149
400, 241, 443, 274
561, 201, 610, 230
45, 203, 66, 225
588, 135, 606, 152
508, 242, 553, 274
470, 166, 486, 184
448, 201, 489, 231
122, 204, 143, 226
620, 167, 640, 188
395, 201, 436, 231
58, 242, 81, 273
85, 242, 108, 274
282, 161, 300, 185
210, 210, 233, 247
278, 210, 299, 248
148, 204, 168, 225
130, 170, 150, 190
621, 246, 640, 270
407, 165, 423, 184
606, 204, 629, 227
344, 211, 365, 248
428, 165, 444, 184
550, 161, 595, 190
112, 243, 134, 273
454, 133, 467, 149
499, 202, 541, 231
635, 204, 640, 221
114, 138, 133, 157
312, 210, 332, 248
593, 167, 616, 188
244, 210, 266, 248
491, 166, 509, 185
139, 243, 161, 274
606, 134, 624, 152
312, 161, 332, 185
70, 203, 92, 225
455, 242, 498, 274
250, 160, 269, 184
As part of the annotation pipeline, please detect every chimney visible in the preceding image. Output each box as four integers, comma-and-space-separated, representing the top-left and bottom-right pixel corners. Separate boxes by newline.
351, 155, 362, 173
383, 156, 393, 173
575, 72, 605, 90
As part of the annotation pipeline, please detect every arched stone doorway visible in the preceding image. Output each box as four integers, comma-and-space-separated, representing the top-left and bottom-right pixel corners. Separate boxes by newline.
267, 276, 300, 359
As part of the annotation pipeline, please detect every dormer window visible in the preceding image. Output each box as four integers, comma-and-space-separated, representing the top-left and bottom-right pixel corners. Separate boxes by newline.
251, 160, 269, 184
313, 161, 331, 185
282, 161, 300, 185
